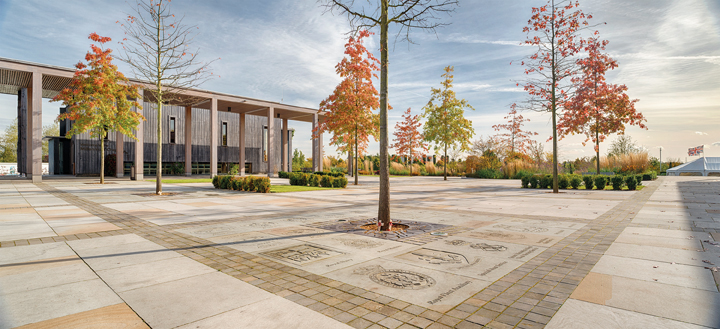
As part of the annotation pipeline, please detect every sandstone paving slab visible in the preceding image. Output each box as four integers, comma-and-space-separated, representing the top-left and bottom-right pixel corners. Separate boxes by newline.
69, 240, 182, 271
387, 246, 526, 282
0, 257, 95, 296
12, 303, 149, 329
422, 236, 547, 262
175, 294, 352, 329
118, 271, 275, 329
65, 233, 147, 250
457, 228, 561, 247
0, 208, 39, 222
325, 258, 491, 313
591, 255, 717, 291
621, 227, 712, 240
208, 231, 302, 252
547, 299, 711, 329
605, 242, 720, 268
96, 256, 217, 292
570, 272, 720, 327
0, 242, 76, 264
0, 279, 123, 329
494, 217, 586, 229
485, 222, 578, 237
52, 222, 121, 236
613, 231, 704, 250
0, 221, 56, 241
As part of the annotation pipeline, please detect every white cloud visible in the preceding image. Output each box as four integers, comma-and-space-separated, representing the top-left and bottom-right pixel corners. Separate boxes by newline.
695, 131, 708, 135
713, 141, 720, 147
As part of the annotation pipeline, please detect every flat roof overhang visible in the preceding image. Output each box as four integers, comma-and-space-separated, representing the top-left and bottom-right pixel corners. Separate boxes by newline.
0, 57, 322, 123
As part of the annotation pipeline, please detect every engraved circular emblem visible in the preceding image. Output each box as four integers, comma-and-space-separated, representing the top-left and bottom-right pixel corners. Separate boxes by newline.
370, 270, 436, 290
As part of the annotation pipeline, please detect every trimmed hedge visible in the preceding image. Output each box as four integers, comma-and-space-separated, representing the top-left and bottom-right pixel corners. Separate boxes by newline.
569, 175, 582, 189
558, 175, 570, 189
594, 175, 608, 190
529, 175, 539, 188
521, 176, 530, 188
540, 175, 553, 189
212, 175, 271, 193
642, 171, 657, 181
625, 175, 638, 190
288, 172, 347, 188
582, 175, 594, 190
278, 171, 289, 178
611, 175, 624, 190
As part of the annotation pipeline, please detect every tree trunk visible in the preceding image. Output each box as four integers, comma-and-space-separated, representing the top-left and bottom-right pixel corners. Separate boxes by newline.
443, 145, 448, 181
378, 0, 390, 231
550, 0, 559, 194
156, 97, 162, 195
100, 131, 105, 184
354, 129, 359, 185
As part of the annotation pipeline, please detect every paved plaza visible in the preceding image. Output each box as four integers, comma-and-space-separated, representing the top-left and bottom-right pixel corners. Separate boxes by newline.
0, 176, 719, 328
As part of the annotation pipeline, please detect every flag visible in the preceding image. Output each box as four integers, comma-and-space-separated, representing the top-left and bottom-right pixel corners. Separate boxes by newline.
688, 145, 704, 156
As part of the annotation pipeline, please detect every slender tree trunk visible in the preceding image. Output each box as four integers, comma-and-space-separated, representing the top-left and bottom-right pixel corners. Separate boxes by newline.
595, 81, 600, 175
443, 145, 448, 181
354, 128, 359, 185
378, 0, 390, 230
156, 96, 162, 195
550, 0, 559, 194
100, 131, 105, 184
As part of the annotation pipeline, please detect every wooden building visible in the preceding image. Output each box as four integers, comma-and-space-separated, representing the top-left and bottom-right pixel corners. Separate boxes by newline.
2, 57, 325, 181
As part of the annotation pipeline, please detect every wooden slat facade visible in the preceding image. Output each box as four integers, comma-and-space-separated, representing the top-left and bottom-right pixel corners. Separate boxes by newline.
67, 102, 292, 175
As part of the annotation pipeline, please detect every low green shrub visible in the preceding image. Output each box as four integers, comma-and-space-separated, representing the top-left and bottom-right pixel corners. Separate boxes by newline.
642, 171, 657, 181
255, 177, 271, 193
611, 175, 624, 190
212, 175, 220, 188
219, 175, 232, 189
635, 175, 642, 186
467, 169, 502, 179
529, 175, 539, 188
231, 177, 243, 190
558, 175, 570, 189
625, 175, 638, 190
513, 170, 533, 180
594, 175, 608, 190
336, 176, 348, 188
540, 175, 553, 189
520, 176, 530, 188
246, 176, 257, 192
570, 175, 582, 189
320, 175, 332, 187
278, 171, 289, 179
582, 175, 594, 190
309, 174, 320, 187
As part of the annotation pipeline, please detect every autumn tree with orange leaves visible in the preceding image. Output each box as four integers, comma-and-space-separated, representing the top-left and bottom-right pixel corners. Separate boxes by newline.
559, 36, 646, 174
317, 30, 379, 186
517, 0, 592, 193
53, 33, 143, 184
492, 105, 538, 158
391, 108, 428, 173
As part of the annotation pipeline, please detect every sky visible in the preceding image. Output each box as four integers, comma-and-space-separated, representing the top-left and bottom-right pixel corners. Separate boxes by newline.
0, 0, 718, 162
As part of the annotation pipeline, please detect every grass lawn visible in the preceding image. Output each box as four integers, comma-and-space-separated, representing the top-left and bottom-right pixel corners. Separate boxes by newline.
146, 179, 212, 184
270, 185, 340, 193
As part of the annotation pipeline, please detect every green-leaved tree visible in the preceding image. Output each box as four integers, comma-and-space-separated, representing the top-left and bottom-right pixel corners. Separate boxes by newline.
422, 66, 475, 180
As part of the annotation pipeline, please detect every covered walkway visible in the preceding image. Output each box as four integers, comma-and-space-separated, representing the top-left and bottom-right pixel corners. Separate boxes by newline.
0, 57, 325, 182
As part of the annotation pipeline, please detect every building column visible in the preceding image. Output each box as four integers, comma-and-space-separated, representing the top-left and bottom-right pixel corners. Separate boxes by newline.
210, 98, 218, 177
282, 118, 288, 172
312, 113, 318, 172
27, 71, 42, 183
267, 107, 275, 177
133, 89, 144, 180
239, 113, 246, 176
115, 132, 124, 177
184, 106, 192, 176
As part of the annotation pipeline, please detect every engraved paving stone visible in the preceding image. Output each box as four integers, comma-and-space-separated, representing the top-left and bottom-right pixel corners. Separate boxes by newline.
260, 244, 343, 265
353, 265, 436, 290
